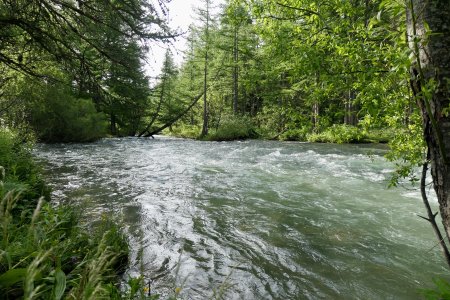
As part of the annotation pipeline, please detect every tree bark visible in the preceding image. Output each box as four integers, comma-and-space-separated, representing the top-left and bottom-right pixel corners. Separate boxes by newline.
344, 90, 358, 126
407, 0, 450, 240
201, 0, 210, 137
419, 155, 450, 268
233, 22, 239, 114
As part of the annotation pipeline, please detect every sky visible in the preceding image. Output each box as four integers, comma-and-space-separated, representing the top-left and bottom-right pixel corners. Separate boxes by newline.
145, 0, 223, 81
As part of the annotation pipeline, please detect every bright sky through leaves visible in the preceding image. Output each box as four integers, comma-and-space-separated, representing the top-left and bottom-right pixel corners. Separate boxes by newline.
146, 0, 223, 81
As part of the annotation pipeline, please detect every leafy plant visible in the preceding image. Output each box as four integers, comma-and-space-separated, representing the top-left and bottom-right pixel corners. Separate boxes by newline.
421, 278, 450, 300
205, 115, 258, 141
27, 84, 108, 143
307, 124, 364, 144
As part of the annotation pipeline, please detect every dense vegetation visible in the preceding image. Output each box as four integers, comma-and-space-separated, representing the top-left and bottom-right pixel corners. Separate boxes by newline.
152, 0, 413, 145
0, 0, 171, 298
0, 0, 415, 146
1, 0, 450, 297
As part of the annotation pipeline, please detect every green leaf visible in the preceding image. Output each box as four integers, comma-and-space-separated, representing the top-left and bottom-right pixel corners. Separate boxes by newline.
52, 268, 66, 300
0, 268, 27, 289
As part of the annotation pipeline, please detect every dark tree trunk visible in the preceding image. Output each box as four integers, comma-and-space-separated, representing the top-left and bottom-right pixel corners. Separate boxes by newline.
201, 0, 210, 138
233, 23, 239, 114
110, 112, 117, 135
407, 0, 450, 240
344, 90, 358, 126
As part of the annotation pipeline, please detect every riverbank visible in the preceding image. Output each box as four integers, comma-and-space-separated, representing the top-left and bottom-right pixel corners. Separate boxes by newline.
0, 129, 146, 299
162, 121, 393, 144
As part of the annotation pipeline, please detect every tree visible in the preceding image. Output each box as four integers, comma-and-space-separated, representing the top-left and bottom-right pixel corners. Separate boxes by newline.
406, 1, 450, 243
196, 0, 215, 137
139, 49, 178, 137
0, 0, 172, 81
0, 0, 174, 140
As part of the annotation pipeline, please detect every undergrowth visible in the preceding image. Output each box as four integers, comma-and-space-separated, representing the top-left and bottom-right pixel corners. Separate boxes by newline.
306, 125, 393, 144
205, 115, 258, 141
164, 124, 200, 139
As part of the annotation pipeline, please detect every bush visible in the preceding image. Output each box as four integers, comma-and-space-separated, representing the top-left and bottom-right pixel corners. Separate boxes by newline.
28, 86, 107, 142
307, 124, 364, 144
279, 126, 311, 141
362, 128, 394, 143
206, 115, 258, 141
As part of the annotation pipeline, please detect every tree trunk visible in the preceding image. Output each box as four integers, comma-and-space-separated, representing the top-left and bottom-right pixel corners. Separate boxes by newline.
312, 71, 320, 130
345, 90, 358, 126
419, 154, 450, 268
138, 78, 165, 137
233, 22, 239, 114
201, 0, 210, 137
110, 112, 117, 135
312, 102, 319, 130
407, 0, 450, 240
144, 92, 204, 137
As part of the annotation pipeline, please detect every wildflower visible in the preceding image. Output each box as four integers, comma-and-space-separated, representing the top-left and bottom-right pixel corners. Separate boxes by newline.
175, 287, 182, 294
143, 286, 150, 293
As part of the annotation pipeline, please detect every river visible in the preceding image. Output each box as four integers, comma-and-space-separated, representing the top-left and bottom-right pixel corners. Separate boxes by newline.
34, 137, 449, 299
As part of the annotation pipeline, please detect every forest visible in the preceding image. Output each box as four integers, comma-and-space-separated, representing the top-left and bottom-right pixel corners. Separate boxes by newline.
1, 0, 450, 299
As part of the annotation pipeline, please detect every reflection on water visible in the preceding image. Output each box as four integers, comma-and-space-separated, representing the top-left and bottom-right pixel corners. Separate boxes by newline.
35, 137, 449, 299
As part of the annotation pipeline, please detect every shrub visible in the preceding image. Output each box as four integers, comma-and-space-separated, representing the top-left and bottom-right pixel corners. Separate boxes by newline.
279, 126, 311, 141
165, 124, 201, 139
28, 86, 107, 142
307, 124, 364, 144
206, 115, 258, 141
362, 128, 394, 143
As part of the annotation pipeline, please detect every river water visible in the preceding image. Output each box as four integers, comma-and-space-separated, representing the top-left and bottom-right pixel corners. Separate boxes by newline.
34, 137, 449, 299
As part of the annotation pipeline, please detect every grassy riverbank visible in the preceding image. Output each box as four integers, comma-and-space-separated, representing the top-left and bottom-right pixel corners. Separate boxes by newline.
163, 116, 393, 144
0, 129, 151, 299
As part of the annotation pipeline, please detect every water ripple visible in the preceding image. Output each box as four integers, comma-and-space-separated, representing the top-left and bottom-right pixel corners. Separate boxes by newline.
34, 137, 448, 299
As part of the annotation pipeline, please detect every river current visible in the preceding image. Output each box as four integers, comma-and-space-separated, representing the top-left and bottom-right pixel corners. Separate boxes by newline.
34, 137, 449, 299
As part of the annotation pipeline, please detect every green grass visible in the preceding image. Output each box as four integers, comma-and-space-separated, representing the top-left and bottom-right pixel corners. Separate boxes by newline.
0, 195, 129, 299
